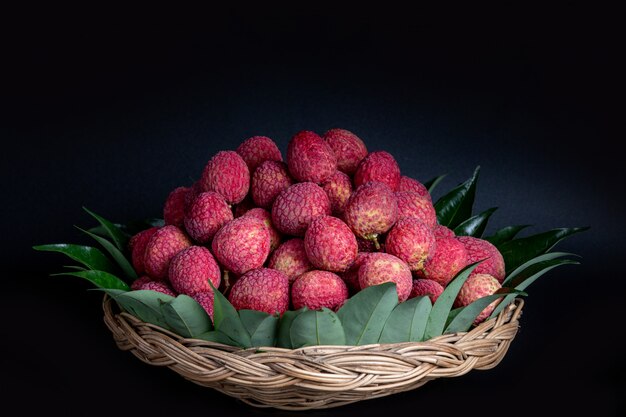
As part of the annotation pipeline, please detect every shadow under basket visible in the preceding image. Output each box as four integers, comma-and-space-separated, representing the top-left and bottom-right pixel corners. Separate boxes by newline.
103, 295, 523, 410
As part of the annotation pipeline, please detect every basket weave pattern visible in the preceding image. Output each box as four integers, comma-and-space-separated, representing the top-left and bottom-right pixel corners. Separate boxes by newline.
103, 295, 523, 410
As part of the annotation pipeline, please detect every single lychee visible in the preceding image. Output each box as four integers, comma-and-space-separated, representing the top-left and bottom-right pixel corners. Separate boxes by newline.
354, 151, 401, 191
163, 186, 189, 227
139, 280, 177, 296
416, 237, 468, 286
267, 238, 313, 283
395, 191, 437, 228
168, 246, 221, 296
304, 215, 358, 272
433, 224, 455, 239
321, 171, 353, 215
144, 225, 192, 280
212, 217, 270, 275
410, 279, 444, 304
398, 176, 431, 201
228, 268, 290, 315
457, 236, 506, 283
251, 160, 293, 209
322, 128, 368, 175
341, 252, 370, 293
184, 191, 233, 243
200, 151, 250, 204
385, 217, 436, 271
130, 275, 152, 291
236, 136, 282, 173
192, 291, 215, 320
291, 270, 349, 311
287, 130, 337, 183
129, 227, 158, 275
242, 208, 281, 252
358, 253, 412, 302
454, 273, 502, 324
344, 181, 398, 244
271, 182, 331, 236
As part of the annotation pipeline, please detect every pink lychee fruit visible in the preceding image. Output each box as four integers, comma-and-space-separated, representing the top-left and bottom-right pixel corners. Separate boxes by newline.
456, 236, 506, 283
322, 128, 368, 175
287, 130, 337, 183
341, 252, 370, 293
251, 160, 294, 209
304, 215, 358, 272
183, 181, 202, 213
358, 253, 412, 302
416, 237, 468, 286
410, 279, 444, 304
163, 186, 190, 227
130, 275, 152, 291
271, 182, 331, 236
398, 176, 431, 201
168, 246, 221, 296
242, 207, 281, 252
267, 238, 313, 283
454, 273, 502, 324
236, 135, 283, 173
291, 270, 349, 311
344, 181, 398, 244
228, 268, 290, 315
192, 291, 215, 320
139, 280, 177, 296
129, 227, 158, 275
321, 171, 353, 215
184, 191, 233, 243
144, 225, 192, 280
200, 150, 250, 204
385, 217, 436, 271
395, 191, 437, 228
211, 217, 270, 275
433, 224, 455, 239
354, 151, 401, 191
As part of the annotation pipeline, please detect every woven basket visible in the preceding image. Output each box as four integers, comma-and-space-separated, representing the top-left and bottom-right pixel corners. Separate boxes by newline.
103, 295, 523, 410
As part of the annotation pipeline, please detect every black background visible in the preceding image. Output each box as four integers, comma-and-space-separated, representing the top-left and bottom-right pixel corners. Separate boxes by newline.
2, 6, 623, 416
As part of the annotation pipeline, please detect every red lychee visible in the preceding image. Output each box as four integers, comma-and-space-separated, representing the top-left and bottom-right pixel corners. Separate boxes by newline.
344, 181, 398, 243
433, 224, 455, 239
322, 128, 368, 175
192, 291, 215, 320
291, 270, 349, 311
163, 186, 189, 227
358, 253, 412, 302
211, 217, 270, 275
236, 135, 282, 173
385, 217, 436, 271
143, 225, 191, 280
416, 237, 468, 286
454, 273, 502, 324
168, 246, 221, 296
130, 275, 152, 291
228, 268, 290, 315
304, 215, 358, 272
398, 176, 431, 201
129, 227, 158, 275
200, 151, 250, 204
139, 280, 177, 296
321, 171, 353, 215
183, 181, 202, 213
341, 252, 370, 293
410, 279, 444, 304
354, 151, 401, 191
456, 236, 506, 282
271, 182, 331, 236
267, 238, 313, 283
287, 130, 337, 183
251, 160, 293, 209
395, 191, 437, 228
242, 208, 281, 252
184, 191, 233, 243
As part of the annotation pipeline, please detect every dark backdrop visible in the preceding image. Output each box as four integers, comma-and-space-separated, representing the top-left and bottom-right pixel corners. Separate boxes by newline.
2, 7, 622, 416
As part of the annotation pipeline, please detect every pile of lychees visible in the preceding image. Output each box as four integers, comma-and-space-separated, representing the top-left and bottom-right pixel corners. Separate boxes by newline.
129, 129, 505, 323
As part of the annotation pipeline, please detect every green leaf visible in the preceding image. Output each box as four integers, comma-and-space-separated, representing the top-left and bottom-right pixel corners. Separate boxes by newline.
423, 174, 447, 194
83, 207, 129, 251
276, 308, 307, 349
63, 265, 87, 271
33, 244, 117, 273
53, 270, 130, 291
77, 227, 137, 280
88, 224, 126, 238
211, 283, 251, 348
423, 262, 480, 341
502, 252, 576, 287
239, 310, 278, 347
379, 296, 432, 343
195, 330, 237, 345
485, 225, 531, 246
103, 289, 174, 330
290, 308, 346, 348
453, 207, 498, 237
498, 227, 588, 273
161, 295, 212, 338
444, 290, 522, 334
337, 282, 398, 345
434, 166, 480, 229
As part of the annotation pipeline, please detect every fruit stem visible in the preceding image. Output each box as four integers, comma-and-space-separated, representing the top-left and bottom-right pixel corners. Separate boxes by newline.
373, 237, 381, 250
222, 270, 231, 294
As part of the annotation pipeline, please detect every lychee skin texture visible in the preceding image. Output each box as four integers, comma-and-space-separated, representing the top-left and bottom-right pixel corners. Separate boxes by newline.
395, 191, 437, 228
410, 279, 444, 304
354, 151, 401, 191
385, 218, 436, 271
344, 181, 398, 240
398, 176, 431, 201
304, 215, 358, 272
251, 160, 294, 209
322, 128, 368, 175
287, 130, 337, 183
457, 236, 506, 282
228, 268, 290, 315
321, 171, 353, 215
183, 181, 202, 213
455, 273, 502, 324
416, 237, 468, 286
200, 151, 250, 204
236, 136, 283, 173
212, 217, 270, 276
184, 191, 233, 243
292, 270, 349, 311
271, 182, 331, 236
358, 253, 413, 302
168, 246, 221, 296
130, 276, 152, 291
433, 224, 455, 239
129, 227, 158, 275
163, 186, 190, 227
267, 238, 313, 283
242, 208, 281, 252
192, 291, 215, 320
341, 252, 370, 293
144, 225, 192, 280
139, 281, 177, 296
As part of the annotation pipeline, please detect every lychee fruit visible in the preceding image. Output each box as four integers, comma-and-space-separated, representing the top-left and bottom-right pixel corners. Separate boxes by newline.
228, 268, 290, 315
454, 273, 502, 324
341, 252, 370, 293
416, 237, 468, 286
287, 130, 337, 183
354, 151, 401, 191
242, 208, 281, 252
398, 176, 431, 201
344, 181, 398, 244
200, 150, 250, 204
321, 171, 353, 215
139, 280, 177, 296
385, 217, 436, 271
129, 227, 158, 275
251, 160, 293, 209
267, 238, 313, 283
144, 225, 192, 280
271, 182, 331, 236
183, 181, 202, 213
212, 217, 270, 275
184, 191, 233, 243
322, 128, 368, 175
457, 236, 506, 282
291, 270, 349, 311
168, 246, 221, 296
304, 215, 358, 272
130, 275, 152, 291
433, 224, 455, 239
395, 191, 437, 228
358, 253, 412, 302
192, 291, 215, 320
236, 135, 283, 173
163, 186, 190, 227
410, 279, 444, 304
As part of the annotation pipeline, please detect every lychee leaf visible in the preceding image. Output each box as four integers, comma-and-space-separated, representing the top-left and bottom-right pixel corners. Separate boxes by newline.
239, 310, 278, 347
195, 330, 239, 345
453, 207, 498, 238
76, 227, 138, 280
434, 166, 480, 229
337, 282, 398, 346
444, 289, 522, 334
290, 308, 346, 348
423, 174, 447, 194
83, 207, 129, 252
53, 270, 130, 291
423, 261, 480, 341
103, 289, 174, 330
277, 308, 307, 349
502, 252, 577, 287
33, 244, 117, 273
379, 296, 432, 343
210, 282, 252, 348
485, 225, 531, 246
161, 295, 212, 338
